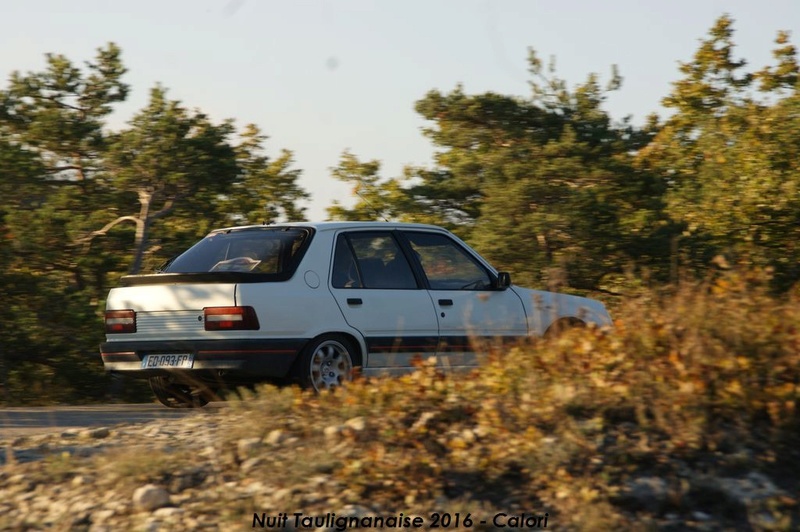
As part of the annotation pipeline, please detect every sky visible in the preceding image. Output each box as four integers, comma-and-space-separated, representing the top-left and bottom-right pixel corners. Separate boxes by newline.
2, 0, 799, 220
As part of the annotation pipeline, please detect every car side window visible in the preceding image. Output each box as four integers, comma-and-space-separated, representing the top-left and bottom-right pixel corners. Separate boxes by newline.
332, 232, 417, 289
331, 237, 362, 288
404, 232, 492, 290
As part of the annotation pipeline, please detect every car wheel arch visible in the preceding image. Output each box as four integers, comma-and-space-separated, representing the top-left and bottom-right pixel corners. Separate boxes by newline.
543, 317, 586, 338
300, 329, 367, 367
303, 331, 364, 367
292, 332, 363, 392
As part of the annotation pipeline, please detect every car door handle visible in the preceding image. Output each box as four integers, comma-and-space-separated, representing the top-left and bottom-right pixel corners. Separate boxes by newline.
438, 299, 453, 307
347, 298, 363, 306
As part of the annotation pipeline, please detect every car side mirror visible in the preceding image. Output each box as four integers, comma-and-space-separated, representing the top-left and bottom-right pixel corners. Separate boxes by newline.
495, 272, 511, 290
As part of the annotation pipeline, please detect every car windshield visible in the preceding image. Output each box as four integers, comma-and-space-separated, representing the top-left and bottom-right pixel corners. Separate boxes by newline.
164, 227, 312, 275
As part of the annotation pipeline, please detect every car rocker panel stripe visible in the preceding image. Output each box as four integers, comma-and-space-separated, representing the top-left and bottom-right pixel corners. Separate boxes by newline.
437, 335, 522, 351
364, 335, 516, 369
365, 336, 439, 352
365, 335, 437, 367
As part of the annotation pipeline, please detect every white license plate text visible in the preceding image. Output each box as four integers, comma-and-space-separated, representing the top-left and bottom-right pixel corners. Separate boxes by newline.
141, 354, 194, 369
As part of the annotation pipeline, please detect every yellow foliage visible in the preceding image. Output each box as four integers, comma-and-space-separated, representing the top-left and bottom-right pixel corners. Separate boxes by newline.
218, 268, 800, 528
724, 380, 743, 396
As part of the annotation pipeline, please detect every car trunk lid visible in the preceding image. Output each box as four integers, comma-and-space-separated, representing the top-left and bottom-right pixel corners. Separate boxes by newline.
105, 279, 238, 341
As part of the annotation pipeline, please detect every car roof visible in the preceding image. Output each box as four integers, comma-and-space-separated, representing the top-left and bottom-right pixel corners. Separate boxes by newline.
211, 221, 451, 233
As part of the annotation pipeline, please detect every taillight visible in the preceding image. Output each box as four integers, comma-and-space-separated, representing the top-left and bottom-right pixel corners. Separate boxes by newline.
204, 306, 260, 331
105, 309, 136, 334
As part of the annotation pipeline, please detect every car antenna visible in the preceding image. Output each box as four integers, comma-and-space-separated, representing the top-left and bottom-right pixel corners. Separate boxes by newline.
356, 178, 390, 223
263, 203, 276, 225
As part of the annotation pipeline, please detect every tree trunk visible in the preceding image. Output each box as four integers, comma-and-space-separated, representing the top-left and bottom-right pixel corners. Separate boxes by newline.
129, 190, 151, 275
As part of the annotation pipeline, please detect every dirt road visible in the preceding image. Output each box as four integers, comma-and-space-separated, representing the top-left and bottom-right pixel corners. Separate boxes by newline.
0, 403, 220, 438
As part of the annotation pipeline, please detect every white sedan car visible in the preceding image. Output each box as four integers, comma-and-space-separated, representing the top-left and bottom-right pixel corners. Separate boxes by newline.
101, 222, 612, 407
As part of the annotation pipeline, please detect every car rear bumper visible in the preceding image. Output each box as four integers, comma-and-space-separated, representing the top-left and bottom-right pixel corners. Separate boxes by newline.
99, 338, 306, 379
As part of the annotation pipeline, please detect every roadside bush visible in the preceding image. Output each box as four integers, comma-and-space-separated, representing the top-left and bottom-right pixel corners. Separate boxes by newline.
226, 267, 800, 529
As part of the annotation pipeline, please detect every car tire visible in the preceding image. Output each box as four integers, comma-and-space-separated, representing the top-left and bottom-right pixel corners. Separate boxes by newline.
149, 376, 212, 408
293, 334, 358, 392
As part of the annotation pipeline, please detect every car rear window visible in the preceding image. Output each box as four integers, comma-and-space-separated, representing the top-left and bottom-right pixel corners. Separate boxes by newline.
163, 227, 313, 276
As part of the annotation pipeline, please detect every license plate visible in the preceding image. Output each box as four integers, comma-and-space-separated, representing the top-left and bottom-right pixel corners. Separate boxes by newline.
141, 353, 195, 369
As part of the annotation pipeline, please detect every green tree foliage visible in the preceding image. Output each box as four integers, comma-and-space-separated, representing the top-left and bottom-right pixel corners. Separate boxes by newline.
466, 58, 673, 292
330, 53, 672, 293
220, 123, 309, 226
87, 85, 240, 274
638, 15, 800, 289
331, 16, 800, 295
92, 93, 309, 275
327, 151, 422, 222
4, 16, 800, 404
0, 44, 130, 403
0, 44, 308, 403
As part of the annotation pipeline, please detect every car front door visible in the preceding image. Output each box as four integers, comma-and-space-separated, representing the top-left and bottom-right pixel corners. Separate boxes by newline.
401, 230, 528, 367
329, 230, 439, 375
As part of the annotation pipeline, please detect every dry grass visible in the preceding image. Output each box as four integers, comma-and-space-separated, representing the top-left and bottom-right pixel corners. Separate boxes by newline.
219, 267, 800, 529
4, 267, 799, 530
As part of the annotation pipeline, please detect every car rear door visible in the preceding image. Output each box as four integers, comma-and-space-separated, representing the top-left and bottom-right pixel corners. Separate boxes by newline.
400, 230, 528, 366
328, 230, 439, 374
